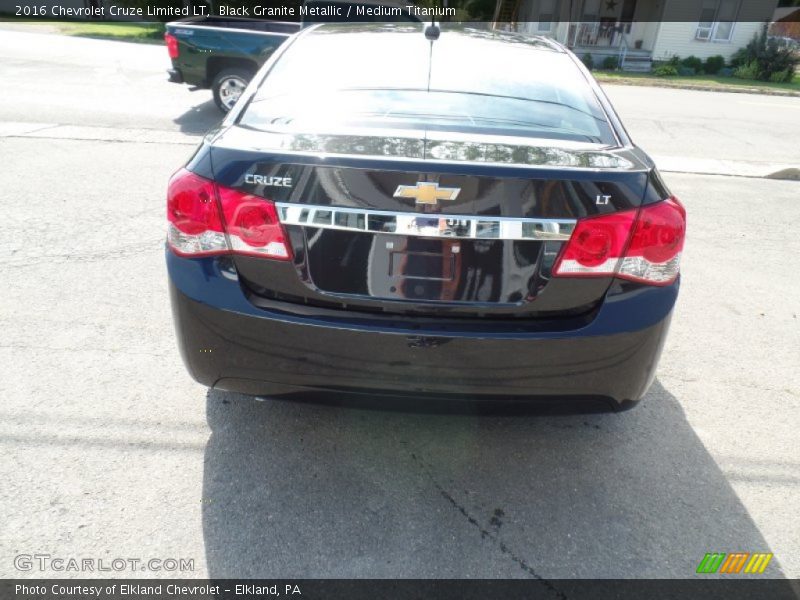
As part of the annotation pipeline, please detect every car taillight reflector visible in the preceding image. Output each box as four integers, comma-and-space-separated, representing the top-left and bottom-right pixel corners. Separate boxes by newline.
217, 187, 291, 259
553, 210, 637, 276
166, 169, 292, 261
619, 197, 686, 284
165, 33, 179, 59
553, 197, 685, 286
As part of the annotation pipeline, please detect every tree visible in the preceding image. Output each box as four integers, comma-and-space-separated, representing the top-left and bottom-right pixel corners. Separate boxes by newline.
732, 23, 799, 83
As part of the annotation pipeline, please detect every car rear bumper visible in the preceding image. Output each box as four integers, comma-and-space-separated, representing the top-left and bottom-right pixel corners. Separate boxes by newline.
167, 251, 678, 407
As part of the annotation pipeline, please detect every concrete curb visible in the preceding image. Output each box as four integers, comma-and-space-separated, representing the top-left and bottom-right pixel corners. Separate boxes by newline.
0, 122, 199, 146
652, 155, 800, 180
595, 77, 800, 98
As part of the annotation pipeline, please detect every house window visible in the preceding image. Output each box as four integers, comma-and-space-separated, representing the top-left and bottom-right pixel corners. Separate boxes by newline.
696, 0, 740, 42
536, 0, 559, 32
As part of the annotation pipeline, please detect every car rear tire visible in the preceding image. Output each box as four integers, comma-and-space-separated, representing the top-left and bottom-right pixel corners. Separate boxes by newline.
212, 68, 253, 113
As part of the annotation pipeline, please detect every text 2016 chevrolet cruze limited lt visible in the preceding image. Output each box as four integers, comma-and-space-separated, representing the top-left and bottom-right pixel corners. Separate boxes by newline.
166, 23, 686, 410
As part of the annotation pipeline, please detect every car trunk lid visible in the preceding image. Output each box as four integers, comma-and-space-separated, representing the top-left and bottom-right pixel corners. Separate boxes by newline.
208, 127, 651, 318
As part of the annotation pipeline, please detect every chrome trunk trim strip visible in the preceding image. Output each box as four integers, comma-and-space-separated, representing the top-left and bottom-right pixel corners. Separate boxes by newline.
276, 203, 576, 241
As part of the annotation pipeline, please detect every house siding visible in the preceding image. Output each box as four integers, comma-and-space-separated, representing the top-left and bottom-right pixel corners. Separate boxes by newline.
652, 0, 778, 61
652, 21, 763, 61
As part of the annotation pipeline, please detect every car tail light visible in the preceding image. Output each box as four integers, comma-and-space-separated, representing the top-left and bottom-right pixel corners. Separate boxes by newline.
217, 186, 291, 259
167, 170, 227, 256
166, 169, 292, 261
165, 33, 179, 59
554, 197, 685, 285
618, 197, 686, 284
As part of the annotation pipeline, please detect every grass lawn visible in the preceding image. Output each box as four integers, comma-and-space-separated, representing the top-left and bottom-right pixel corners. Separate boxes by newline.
54, 21, 164, 43
0, 18, 165, 44
594, 70, 800, 96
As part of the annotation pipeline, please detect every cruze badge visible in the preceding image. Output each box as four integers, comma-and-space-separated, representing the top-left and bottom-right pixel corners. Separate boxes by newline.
245, 174, 292, 187
394, 182, 460, 206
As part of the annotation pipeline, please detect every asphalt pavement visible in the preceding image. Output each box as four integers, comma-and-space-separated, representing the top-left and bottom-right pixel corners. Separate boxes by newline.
1, 28, 799, 582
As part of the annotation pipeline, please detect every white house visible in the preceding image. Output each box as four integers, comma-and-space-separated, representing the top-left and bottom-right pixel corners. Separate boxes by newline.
494, 0, 781, 71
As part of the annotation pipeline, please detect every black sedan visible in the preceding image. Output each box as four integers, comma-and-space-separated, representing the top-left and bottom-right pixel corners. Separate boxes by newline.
166, 23, 685, 410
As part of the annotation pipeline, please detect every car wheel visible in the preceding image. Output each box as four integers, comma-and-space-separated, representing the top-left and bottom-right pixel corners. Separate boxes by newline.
212, 68, 253, 113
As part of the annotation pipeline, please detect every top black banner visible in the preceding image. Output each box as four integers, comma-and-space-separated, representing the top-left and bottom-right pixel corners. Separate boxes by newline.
2, 0, 797, 24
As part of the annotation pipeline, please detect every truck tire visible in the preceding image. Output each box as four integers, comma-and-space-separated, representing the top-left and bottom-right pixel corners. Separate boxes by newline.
212, 68, 253, 113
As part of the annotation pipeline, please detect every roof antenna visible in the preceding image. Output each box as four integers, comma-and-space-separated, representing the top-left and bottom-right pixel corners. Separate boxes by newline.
425, 23, 440, 40
425, 15, 442, 41
424, 0, 440, 40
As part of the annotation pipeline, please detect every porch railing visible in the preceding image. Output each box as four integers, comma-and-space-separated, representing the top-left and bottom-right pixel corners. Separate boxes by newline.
568, 21, 631, 49
618, 35, 629, 70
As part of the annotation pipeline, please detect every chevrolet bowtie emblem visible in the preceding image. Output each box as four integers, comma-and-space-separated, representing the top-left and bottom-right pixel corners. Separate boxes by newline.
393, 182, 461, 206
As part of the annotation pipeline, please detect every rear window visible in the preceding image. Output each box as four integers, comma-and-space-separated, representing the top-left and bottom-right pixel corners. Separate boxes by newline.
241, 26, 616, 145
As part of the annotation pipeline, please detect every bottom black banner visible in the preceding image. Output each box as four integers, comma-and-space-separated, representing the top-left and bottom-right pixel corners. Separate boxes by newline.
3, 579, 800, 600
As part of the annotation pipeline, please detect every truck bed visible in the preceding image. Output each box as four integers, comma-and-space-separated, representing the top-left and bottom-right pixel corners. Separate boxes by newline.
165, 17, 301, 111
167, 16, 301, 35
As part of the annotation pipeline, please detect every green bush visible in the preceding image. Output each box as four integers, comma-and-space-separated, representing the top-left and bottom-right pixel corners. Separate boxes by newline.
681, 56, 704, 72
462, 0, 496, 20
654, 65, 679, 77
602, 56, 619, 70
581, 53, 594, 70
730, 25, 799, 82
718, 67, 735, 77
729, 47, 750, 68
769, 68, 795, 83
704, 55, 726, 75
734, 61, 760, 80
678, 66, 696, 76
652, 56, 680, 69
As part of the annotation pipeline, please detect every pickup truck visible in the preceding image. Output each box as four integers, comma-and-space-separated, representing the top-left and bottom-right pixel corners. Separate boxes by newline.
165, 17, 301, 112
165, 1, 421, 112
